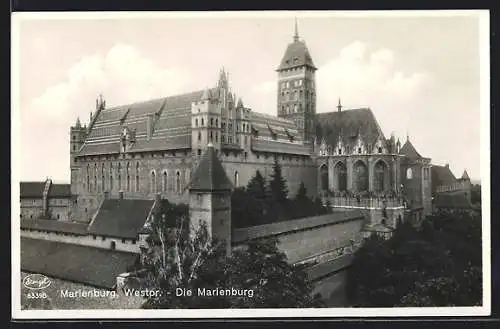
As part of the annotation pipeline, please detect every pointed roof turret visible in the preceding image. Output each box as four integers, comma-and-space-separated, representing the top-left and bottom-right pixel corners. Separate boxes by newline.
188, 144, 233, 191
201, 88, 212, 101
277, 19, 316, 71
237, 97, 243, 108
75, 117, 81, 128
293, 17, 299, 42
461, 170, 470, 180
400, 139, 422, 158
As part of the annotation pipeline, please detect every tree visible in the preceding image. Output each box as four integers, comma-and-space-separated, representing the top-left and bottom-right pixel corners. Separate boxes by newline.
267, 157, 289, 205
346, 212, 482, 307
132, 212, 322, 308
246, 170, 268, 222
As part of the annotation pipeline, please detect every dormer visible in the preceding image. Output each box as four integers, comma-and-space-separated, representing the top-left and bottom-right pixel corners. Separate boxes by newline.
334, 138, 345, 156
319, 138, 328, 156
353, 132, 366, 155
372, 135, 387, 155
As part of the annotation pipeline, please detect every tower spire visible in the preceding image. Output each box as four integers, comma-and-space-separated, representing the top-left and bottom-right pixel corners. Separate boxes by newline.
293, 17, 299, 42
337, 98, 342, 112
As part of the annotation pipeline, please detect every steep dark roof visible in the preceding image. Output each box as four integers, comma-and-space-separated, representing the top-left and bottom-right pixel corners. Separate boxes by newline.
434, 193, 472, 209
461, 170, 470, 180
21, 238, 137, 289
315, 109, 385, 150
20, 182, 45, 199
21, 219, 88, 235
399, 140, 422, 158
47, 184, 71, 198
78, 90, 207, 156
188, 145, 233, 191
88, 199, 154, 239
431, 165, 458, 192
277, 39, 316, 71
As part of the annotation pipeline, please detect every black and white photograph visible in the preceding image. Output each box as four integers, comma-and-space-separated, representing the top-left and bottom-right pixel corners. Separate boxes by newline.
11, 10, 490, 319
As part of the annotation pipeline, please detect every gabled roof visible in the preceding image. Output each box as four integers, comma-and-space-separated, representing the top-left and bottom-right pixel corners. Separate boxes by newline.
20, 182, 45, 199
78, 89, 209, 156
188, 144, 233, 191
434, 193, 472, 209
47, 184, 71, 198
315, 108, 385, 151
399, 140, 422, 158
461, 170, 470, 180
21, 237, 137, 289
431, 165, 458, 192
88, 199, 154, 239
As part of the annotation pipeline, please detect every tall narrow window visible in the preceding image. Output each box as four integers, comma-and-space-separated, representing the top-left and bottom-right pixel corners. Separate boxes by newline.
109, 163, 114, 191
86, 164, 90, 192
201, 118, 204, 126
118, 163, 122, 190
198, 132, 201, 141
406, 168, 413, 179
151, 171, 156, 193
126, 162, 130, 191
195, 118, 198, 127
234, 171, 239, 187
94, 164, 97, 193
135, 163, 140, 192
176, 171, 181, 193
162, 171, 168, 192
210, 118, 214, 127
101, 164, 105, 191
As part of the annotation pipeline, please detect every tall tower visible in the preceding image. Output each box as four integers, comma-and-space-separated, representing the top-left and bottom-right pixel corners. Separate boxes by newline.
70, 117, 87, 195
276, 19, 317, 143
188, 143, 233, 255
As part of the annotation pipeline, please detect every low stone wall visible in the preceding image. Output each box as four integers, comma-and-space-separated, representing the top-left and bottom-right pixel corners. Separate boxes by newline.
20, 229, 141, 254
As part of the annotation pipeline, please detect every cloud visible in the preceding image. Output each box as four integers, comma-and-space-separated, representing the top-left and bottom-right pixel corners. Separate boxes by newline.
249, 41, 431, 141
20, 43, 191, 182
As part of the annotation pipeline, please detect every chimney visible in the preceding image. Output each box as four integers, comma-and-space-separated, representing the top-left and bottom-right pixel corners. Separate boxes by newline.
118, 191, 124, 199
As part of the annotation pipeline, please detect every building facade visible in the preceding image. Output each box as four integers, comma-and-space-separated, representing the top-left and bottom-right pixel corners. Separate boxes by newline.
20, 179, 73, 221
65, 22, 431, 226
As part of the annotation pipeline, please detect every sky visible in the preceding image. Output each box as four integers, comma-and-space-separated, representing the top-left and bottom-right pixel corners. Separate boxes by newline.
12, 11, 487, 183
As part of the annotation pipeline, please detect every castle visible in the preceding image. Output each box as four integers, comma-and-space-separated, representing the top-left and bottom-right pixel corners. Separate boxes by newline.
20, 20, 472, 305
66, 21, 432, 228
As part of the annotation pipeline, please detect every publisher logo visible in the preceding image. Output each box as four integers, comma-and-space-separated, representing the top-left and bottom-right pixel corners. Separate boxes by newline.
23, 274, 51, 290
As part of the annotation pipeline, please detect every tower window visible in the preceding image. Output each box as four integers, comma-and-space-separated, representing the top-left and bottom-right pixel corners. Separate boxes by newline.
195, 118, 198, 127
378, 147, 382, 154
198, 132, 201, 141
210, 118, 213, 127
216, 118, 218, 127
201, 118, 204, 126
197, 149, 201, 156
358, 148, 362, 154
338, 149, 342, 155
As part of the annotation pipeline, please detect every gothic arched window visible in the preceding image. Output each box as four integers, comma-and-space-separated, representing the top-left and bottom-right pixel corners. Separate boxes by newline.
374, 161, 388, 193
353, 161, 369, 192
234, 171, 239, 187
335, 162, 347, 192
176, 171, 181, 193
126, 162, 130, 191
406, 168, 413, 179
101, 164, 105, 191
198, 131, 201, 142
320, 164, 328, 192
109, 163, 114, 191
135, 163, 140, 192
86, 164, 90, 192
162, 171, 168, 192
118, 163, 122, 190
151, 171, 156, 193
94, 164, 97, 193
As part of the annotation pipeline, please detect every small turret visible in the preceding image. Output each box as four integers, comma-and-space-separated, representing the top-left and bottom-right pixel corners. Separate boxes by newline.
237, 97, 243, 109
201, 88, 212, 101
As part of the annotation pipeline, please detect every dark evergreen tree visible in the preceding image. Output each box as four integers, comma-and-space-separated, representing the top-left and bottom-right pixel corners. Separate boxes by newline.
267, 157, 289, 205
